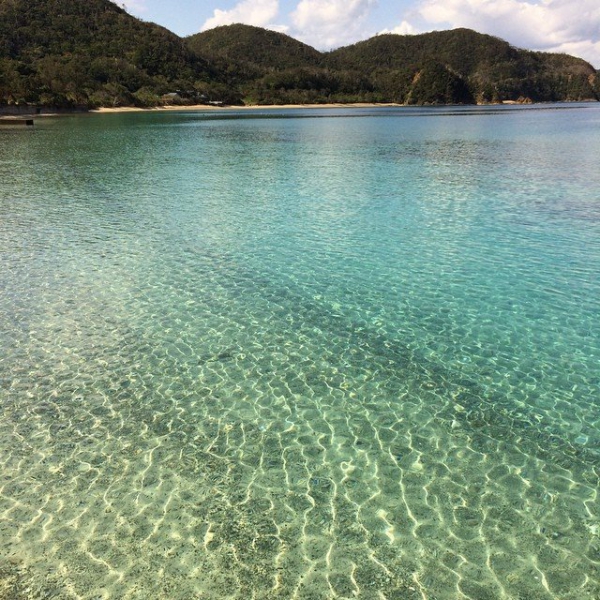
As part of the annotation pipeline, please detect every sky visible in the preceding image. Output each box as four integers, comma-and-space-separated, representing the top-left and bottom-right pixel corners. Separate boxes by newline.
121, 0, 600, 68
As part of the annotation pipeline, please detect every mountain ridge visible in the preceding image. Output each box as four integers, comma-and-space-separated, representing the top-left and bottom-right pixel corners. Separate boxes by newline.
0, 0, 598, 109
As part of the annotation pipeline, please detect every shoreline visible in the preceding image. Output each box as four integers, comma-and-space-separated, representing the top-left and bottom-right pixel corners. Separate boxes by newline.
3, 99, 596, 118
76, 98, 600, 115
91, 102, 404, 114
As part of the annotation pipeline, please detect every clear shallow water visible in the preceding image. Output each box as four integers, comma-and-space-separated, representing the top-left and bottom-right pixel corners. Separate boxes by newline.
1, 104, 600, 599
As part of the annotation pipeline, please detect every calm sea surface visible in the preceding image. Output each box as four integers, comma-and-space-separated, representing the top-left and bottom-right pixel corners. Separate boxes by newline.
1, 104, 600, 599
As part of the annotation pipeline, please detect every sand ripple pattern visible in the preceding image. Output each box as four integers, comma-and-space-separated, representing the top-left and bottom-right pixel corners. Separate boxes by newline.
1, 248, 599, 600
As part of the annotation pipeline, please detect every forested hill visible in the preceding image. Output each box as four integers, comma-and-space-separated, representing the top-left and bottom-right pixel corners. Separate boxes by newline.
323, 28, 599, 105
1, 0, 598, 110
193, 25, 598, 105
187, 24, 322, 72
0, 0, 229, 108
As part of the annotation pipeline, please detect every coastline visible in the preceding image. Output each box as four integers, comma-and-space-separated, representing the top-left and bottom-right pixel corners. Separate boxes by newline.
4, 99, 595, 119
75, 98, 600, 115
91, 102, 404, 114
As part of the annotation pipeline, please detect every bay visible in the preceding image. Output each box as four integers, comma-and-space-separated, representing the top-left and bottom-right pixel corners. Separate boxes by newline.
1, 104, 600, 599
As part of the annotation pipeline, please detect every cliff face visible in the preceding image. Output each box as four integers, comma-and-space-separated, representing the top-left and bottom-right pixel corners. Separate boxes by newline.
1, 1, 598, 109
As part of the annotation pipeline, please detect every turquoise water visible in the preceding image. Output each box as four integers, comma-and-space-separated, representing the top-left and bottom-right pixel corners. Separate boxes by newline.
1, 104, 600, 599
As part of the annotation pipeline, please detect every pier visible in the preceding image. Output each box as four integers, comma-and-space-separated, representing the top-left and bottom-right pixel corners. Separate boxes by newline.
0, 118, 34, 126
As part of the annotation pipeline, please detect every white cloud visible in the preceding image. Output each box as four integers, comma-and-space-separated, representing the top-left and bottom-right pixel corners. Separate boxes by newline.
201, 0, 281, 31
378, 20, 418, 36
291, 0, 378, 49
415, 0, 600, 67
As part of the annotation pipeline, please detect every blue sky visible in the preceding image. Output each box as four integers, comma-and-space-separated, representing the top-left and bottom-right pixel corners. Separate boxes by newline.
122, 0, 600, 67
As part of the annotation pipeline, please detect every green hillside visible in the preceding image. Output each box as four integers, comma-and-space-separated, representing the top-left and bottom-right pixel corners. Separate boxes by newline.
324, 29, 599, 104
187, 24, 322, 73
186, 23, 334, 105
186, 24, 393, 105
0, 0, 598, 109
0, 0, 218, 108
187, 24, 374, 106
186, 25, 598, 105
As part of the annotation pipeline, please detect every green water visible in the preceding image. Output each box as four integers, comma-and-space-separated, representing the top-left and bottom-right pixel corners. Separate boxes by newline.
1, 105, 600, 599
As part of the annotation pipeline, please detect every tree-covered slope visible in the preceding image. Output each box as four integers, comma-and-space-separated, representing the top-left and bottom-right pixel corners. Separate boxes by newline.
0, 0, 218, 107
0, 2, 598, 109
186, 26, 598, 105
186, 24, 346, 105
187, 24, 322, 73
324, 29, 599, 104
